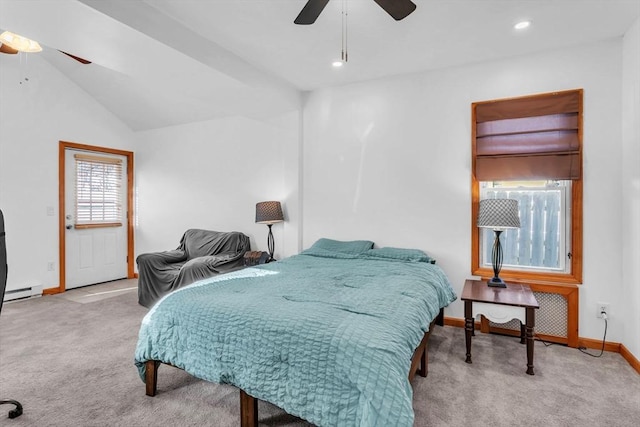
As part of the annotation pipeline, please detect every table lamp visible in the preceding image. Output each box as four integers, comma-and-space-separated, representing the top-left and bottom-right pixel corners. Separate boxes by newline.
477, 199, 520, 287
255, 201, 284, 262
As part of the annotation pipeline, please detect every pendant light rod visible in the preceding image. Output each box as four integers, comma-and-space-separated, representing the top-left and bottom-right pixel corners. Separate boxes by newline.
340, 0, 349, 62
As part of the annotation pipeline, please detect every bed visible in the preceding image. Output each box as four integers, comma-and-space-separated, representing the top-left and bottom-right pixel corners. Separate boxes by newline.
134, 238, 457, 426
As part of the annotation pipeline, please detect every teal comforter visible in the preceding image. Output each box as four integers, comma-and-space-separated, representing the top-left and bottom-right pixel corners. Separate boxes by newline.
135, 250, 456, 426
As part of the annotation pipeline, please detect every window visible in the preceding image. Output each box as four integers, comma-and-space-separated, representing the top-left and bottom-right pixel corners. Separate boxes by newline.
471, 90, 583, 284
480, 180, 571, 273
74, 153, 123, 227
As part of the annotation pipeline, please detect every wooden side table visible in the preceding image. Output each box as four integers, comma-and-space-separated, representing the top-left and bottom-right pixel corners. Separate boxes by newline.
461, 279, 540, 375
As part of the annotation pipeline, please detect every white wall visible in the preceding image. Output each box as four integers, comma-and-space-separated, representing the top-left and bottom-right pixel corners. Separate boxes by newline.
134, 111, 301, 262
302, 39, 627, 342
0, 50, 301, 292
0, 53, 136, 292
1, 23, 635, 355
621, 18, 640, 360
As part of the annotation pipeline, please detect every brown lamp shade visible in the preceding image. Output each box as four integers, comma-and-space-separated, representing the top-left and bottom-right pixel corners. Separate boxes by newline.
255, 201, 284, 224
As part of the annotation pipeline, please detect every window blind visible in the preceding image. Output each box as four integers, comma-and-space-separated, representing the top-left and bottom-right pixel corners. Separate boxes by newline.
473, 89, 582, 181
74, 154, 123, 225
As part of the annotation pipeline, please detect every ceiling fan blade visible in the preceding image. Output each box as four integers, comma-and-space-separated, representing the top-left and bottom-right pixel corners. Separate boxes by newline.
59, 50, 92, 64
372, 0, 416, 21
294, 0, 330, 25
0, 43, 18, 54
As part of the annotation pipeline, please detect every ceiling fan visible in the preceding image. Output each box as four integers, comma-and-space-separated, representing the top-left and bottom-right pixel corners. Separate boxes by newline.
0, 30, 91, 64
295, 0, 417, 25
0, 46, 91, 64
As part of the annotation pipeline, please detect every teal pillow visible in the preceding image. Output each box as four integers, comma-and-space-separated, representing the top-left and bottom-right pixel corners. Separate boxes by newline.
305, 238, 374, 255
362, 247, 435, 263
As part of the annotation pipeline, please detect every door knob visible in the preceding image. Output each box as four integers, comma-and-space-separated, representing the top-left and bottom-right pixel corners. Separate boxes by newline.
66, 224, 73, 230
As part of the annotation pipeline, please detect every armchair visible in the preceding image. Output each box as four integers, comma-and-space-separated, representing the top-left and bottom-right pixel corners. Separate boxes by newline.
137, 229, 250, 308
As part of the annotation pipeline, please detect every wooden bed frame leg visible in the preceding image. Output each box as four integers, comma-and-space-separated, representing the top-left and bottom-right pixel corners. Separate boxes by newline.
145, 360, 160, 397
419, 343, 428, 377
240, 389, 258, 427
409, 316, 439, 382
435, 307, 444, 327
417, 308, 442, 377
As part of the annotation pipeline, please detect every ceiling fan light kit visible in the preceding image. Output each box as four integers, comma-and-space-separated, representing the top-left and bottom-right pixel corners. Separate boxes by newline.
0, 31, 42, 53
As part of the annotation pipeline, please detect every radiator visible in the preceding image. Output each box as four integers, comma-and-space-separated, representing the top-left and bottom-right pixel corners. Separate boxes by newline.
489, 291, 569, 340
3, 284, 43, 302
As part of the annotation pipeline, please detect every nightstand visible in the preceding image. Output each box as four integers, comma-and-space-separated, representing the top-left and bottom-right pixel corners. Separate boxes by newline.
461, 279, 540, 375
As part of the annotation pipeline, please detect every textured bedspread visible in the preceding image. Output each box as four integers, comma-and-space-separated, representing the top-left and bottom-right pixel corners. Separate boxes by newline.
134, 250, 456, 426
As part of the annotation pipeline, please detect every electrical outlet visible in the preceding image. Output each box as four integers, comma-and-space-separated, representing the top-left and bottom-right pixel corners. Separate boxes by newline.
596, 302, 610, 318
47, 262, 55, 272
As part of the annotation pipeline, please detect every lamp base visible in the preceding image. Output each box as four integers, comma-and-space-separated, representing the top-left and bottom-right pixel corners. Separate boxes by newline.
266, 224, 275, 262
487, 277, 507, 288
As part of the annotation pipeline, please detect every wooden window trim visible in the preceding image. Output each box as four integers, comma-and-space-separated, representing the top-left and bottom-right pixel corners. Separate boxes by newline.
471, 91, 583, 285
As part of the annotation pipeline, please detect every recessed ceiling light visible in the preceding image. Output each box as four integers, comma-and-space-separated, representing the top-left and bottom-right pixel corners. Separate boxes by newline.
332, 61, 344, 68
514, 21, 531, 30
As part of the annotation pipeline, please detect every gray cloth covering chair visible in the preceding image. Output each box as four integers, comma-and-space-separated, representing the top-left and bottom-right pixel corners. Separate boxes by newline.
137, 229, 251, 308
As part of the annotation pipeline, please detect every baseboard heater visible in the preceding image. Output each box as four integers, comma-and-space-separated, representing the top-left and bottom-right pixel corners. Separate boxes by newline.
3, 284, 43, 302
486, 284, 579, 347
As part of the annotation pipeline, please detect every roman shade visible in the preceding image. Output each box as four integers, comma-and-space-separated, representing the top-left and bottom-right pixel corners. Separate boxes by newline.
473, 89, 582, 181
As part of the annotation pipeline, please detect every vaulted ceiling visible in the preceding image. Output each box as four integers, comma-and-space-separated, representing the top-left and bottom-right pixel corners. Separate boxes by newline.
1, 0, 638, 131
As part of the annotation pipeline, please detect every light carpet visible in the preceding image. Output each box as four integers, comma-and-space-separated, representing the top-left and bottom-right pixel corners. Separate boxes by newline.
0, 285, 638, 426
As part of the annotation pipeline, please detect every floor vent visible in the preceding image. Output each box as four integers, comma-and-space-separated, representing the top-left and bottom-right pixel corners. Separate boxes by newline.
3, 284, 43, 302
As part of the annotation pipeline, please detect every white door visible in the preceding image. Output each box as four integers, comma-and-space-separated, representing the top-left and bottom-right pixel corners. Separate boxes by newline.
64, 148, 128, 289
